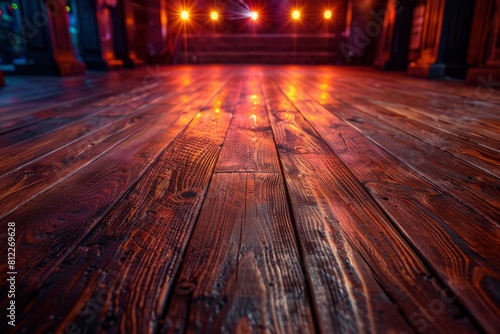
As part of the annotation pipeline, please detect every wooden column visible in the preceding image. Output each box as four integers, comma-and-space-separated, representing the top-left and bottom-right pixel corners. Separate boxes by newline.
13, 0, 86, 75
73, 0, 123, 70
374, 0, 415, 70
408, 0, 476, 78
108, 0, 142, 68
466, 0, 500, 84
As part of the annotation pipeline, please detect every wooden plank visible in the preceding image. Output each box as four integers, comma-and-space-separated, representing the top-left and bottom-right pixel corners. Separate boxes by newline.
0, 67, 177, 134
256, 163, 414, 333
291, 96, 499, 263
0, 68, 164, 112
288, 73, 500, 184
364, 182, 500, 332
0, 72, 185, 143
0, 65, 496, 334
215, 77, 281, 172
285, 73, 500, 223
0, 73, 210, 177
368, 99, 500, 150
0, 73, 229, 296
260, 75, 477, 333
289, 72, 500, 176
163, 79, 310, 332
0, 76, 138, 131
0, 74, 116, 109
3, 77, 242, 334
359, 86, 500, 149
277, 71, 500, 330
350, 99, 500, 177
0, 69, 215, 217
309, 67, 500, 111
297, 72, 500, 150
331, 105, 500, 223
350, 72, 500, 118
161, 173, 315, 333
356, 74, 500, 119
0, 84, 214, 218
277, 92, 499, 332
0, 84, 156, 137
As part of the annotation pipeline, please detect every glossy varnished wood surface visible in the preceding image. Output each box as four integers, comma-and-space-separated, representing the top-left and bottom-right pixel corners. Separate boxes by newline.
0, 66, 498, 334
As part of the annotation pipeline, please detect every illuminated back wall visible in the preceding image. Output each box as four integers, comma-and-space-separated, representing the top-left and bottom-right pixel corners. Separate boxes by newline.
168, 0, 347, 34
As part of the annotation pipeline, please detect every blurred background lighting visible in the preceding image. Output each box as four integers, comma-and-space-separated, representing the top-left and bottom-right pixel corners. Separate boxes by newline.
292, 10, 300, 20
324, 10, 332, 19
181, 10, 189, 20
250, 11, 258, 21
210, 11, 219, 21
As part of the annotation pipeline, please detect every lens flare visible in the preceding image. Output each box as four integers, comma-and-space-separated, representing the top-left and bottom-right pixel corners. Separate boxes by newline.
181, 10, 189, 20
250, 11, 258, 21
324, 10, 332, 20
292, 10, 300, 20
211, 11, 219, 21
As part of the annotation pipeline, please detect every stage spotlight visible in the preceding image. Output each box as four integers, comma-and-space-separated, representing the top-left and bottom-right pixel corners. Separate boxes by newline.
181, 10, 189, 20
324, 10, 332, 20
292, 10, 300, 20
250, 11, 258, 21
211, 11, 219, 20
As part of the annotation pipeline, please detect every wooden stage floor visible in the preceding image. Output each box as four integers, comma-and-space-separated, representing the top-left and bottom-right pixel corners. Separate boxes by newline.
0, 66, 499, 333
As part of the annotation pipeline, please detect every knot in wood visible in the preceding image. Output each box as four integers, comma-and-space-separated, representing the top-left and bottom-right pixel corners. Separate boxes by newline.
175, 282, 196, 295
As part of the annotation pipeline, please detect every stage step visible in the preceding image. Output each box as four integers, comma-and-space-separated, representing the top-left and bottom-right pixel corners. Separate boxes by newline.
174, 33, 344, 64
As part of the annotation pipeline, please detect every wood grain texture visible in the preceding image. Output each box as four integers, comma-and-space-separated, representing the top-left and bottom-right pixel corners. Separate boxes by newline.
215, 78, 281, 173
162, 173, 314, 334
341, 97, 500, 177
0, 72, 210, 176
0, 72, 152, 133
163, 78, 311, 333
338, 109, 500, 222
0, 74, 118, 110
0, 76, 229, 332
289, 73, 500, 224
0, 66, 497, 334
296, 69, 500, 150
0, 83, 217, 218
1, 77, 242, 334
275, 88, 500, 332
260, 75, 477, 333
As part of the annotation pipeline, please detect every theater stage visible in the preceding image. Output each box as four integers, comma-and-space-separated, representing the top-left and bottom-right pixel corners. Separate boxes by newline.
0, 66, 498, 333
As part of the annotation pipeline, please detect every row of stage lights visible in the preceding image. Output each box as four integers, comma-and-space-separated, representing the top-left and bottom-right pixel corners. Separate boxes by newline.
179, 9, 334, 22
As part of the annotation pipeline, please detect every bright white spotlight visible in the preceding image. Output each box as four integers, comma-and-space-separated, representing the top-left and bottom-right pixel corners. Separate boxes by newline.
292, 10, 300, 20
250, 11, 258, 21
324, 10, 332, 20
181, 10, 189, 20
211, 11, 219, 21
